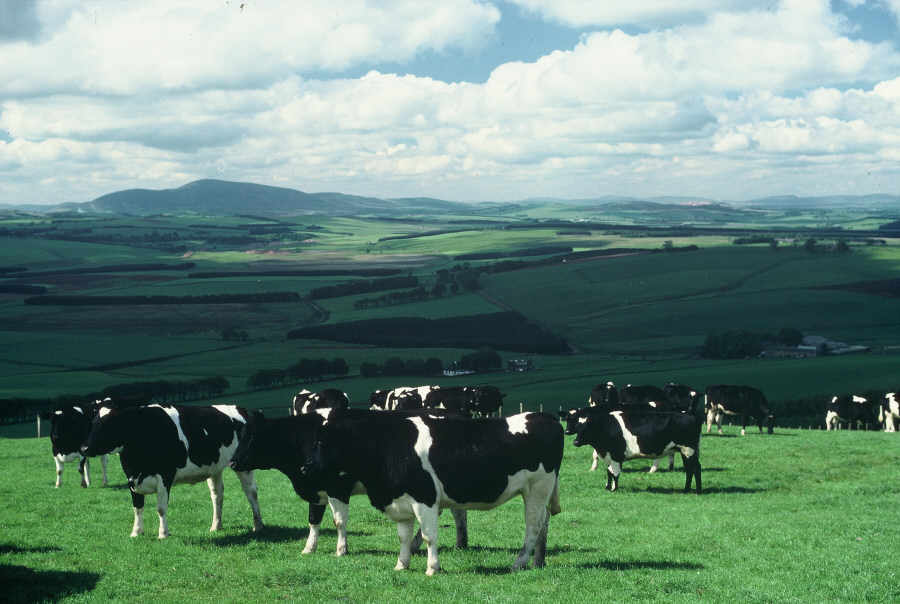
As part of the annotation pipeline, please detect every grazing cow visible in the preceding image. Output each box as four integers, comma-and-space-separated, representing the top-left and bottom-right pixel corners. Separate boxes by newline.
80, 404, 263, 539
302, 411, 563, 575
230, 409, 469, 557
567, 407, 702, 494
369, 386, 439, 410
291, 389, 350, 416
588, 382, 619, 407
705, 385, 775, 435
825, 394, 878, 431
663, 383, 702, 414
879, 393, 899, 433
423, 386, 474, 415
469, 385, 506, 416
39, 400, 110, 488
619, 384, 670, 409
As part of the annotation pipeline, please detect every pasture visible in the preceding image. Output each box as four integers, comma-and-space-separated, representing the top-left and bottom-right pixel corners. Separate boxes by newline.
2, 426, 898, 602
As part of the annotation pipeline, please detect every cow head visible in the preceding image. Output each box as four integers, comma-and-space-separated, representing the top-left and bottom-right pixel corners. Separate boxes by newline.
80, 406, 125, 457
368, 390, 389, 410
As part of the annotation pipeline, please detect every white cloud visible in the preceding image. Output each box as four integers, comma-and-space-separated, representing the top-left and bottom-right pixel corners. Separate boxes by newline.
506, 0, 761, 27
0, 1, 500, 96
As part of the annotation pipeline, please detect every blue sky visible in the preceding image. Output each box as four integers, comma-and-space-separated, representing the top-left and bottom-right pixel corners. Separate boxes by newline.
1, 0, 899, 205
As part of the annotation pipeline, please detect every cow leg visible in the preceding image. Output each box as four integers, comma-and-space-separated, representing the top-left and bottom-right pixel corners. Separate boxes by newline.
207, 472, 225, 532
607, 461, 621, 492
80, 456, 90, 488
130, 491, 145, 537
681, 451, 702, 494
304, 503, 326, 554
648, 457, 660, 473
705, 409, 714, 433
716, 412, 724, 434
513, 494, 549, 570
412, 504, 441, 575
101, 454, 109, 486
234, 470, 264, 532
668, 452, 675, 471
394, 518, 415, 571
156, 483, 171, 539
590, 449, 599, 471
329, 498, 350, 556
451, 508, 468, 549
532, 508, 550, 569
54, 457, 64, 488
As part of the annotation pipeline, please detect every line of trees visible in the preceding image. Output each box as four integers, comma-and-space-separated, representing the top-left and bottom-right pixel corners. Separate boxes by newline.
310, 276, 418, 300
0, 376, 230, 425
246, 357, 349, 390
360, 357, 444, 378
24, 292, 301, 305
701, 328, 803, 359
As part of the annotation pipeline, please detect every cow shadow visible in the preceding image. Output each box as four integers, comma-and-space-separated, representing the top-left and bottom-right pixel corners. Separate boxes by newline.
576, 559, 704, 571
199, 524, 370, 548
0, 564, 100, 603
618, 466, 727, 474
0, 544, 61, 555
644, 486, 766, 495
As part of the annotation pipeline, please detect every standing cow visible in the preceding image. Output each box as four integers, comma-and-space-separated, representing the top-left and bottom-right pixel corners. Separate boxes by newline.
825, 395, 878, 431
369, 386, 439, 410
588, 381, 619, 407
879, 393, 899, 433
230, 409, 469, 557
291, 389, 350, 416
80, 404, 263, 538
39, 399, 110, 488
567, 406, 702, 494
705, 385, 775, 435
302, 411, 563, 575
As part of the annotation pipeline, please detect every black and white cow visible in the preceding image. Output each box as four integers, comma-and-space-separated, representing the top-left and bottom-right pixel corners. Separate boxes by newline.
80, 404, 263, 539
879, 393, 899, 433
230, 408, 469, 557
369, 386, 439, 410
705, 384, 775, 435
619, 384, 670, 410
566, 406, 702, 494
39, 400, 110, 488
290, 388, 350, 416
825, 394, 878, 431
469, 385, 506, 416
588, 381, 619, 407
663, 383, 702, 414
423, 386, 474, 415
302, 411, 563, 575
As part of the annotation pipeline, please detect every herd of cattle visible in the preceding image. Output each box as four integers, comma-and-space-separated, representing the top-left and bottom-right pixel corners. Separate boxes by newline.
37, 381, 898, 574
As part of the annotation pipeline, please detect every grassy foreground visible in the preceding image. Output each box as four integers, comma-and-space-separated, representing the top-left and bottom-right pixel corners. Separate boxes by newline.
2, 426, 899, 602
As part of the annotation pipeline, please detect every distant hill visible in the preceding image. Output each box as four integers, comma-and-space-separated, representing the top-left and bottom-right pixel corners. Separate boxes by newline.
72, 179, 474, 217
744, 194, 900, 209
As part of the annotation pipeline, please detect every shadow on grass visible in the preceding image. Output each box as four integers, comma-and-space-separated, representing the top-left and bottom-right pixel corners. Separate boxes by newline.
0, 564, 100, 603
618, 466, 728, 474
576, 559, 704, 571
0, 544, 61, 555
199, 524, 370, 547
644, 486, 766, 495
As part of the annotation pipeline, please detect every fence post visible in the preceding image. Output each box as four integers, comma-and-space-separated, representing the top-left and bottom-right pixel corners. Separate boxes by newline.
36, 414, 41, 438
519, 402, 524, 414
539, 403, 543, 413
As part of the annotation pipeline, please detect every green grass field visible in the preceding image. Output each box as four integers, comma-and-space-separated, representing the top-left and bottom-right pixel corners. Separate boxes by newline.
2, 426, 899, 602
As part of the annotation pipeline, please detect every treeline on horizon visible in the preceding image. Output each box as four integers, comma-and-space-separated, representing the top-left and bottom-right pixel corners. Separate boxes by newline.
24, 292, 301, 306
287, 312, 570, 354
0, 376, 230, 425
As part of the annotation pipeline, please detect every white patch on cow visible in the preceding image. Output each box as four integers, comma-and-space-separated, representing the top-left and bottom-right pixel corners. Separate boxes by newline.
99, 406, 114, 418
852, 395, 867, 404
506, 413, 529, 435
212, 405, 247, 424
55, 452, 82, 463
150, 405, 190, 454
578, 417, 588, 424
609, 412, 641, 458
54, 410, 63, 416
203, 428, 208, 436
73, 407, 85, 415
315, 408, 332, 423
648, 401, 658, 408
690, 391, 696, 397
825, 410, 838, 430
831, 396, 839, 403
607, 381, 614, 387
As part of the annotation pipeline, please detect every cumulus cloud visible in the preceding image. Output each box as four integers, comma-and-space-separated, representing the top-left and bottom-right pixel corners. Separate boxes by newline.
0, 1, 500, 96
506, 0, 761, 27
1, 0, 900, 204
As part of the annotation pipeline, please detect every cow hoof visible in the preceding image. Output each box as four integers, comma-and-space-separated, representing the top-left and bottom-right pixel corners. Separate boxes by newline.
253, 520, 264, 532
130, 531, 142, 538
425, 566, 442, 576
301, 546, 315, 555
335, 547, 348, 557
394, 561, 409, 571
648, 467, 658, 474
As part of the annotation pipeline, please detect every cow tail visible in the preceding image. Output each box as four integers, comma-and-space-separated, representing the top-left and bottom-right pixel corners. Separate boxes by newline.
548, 473, 561, 516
